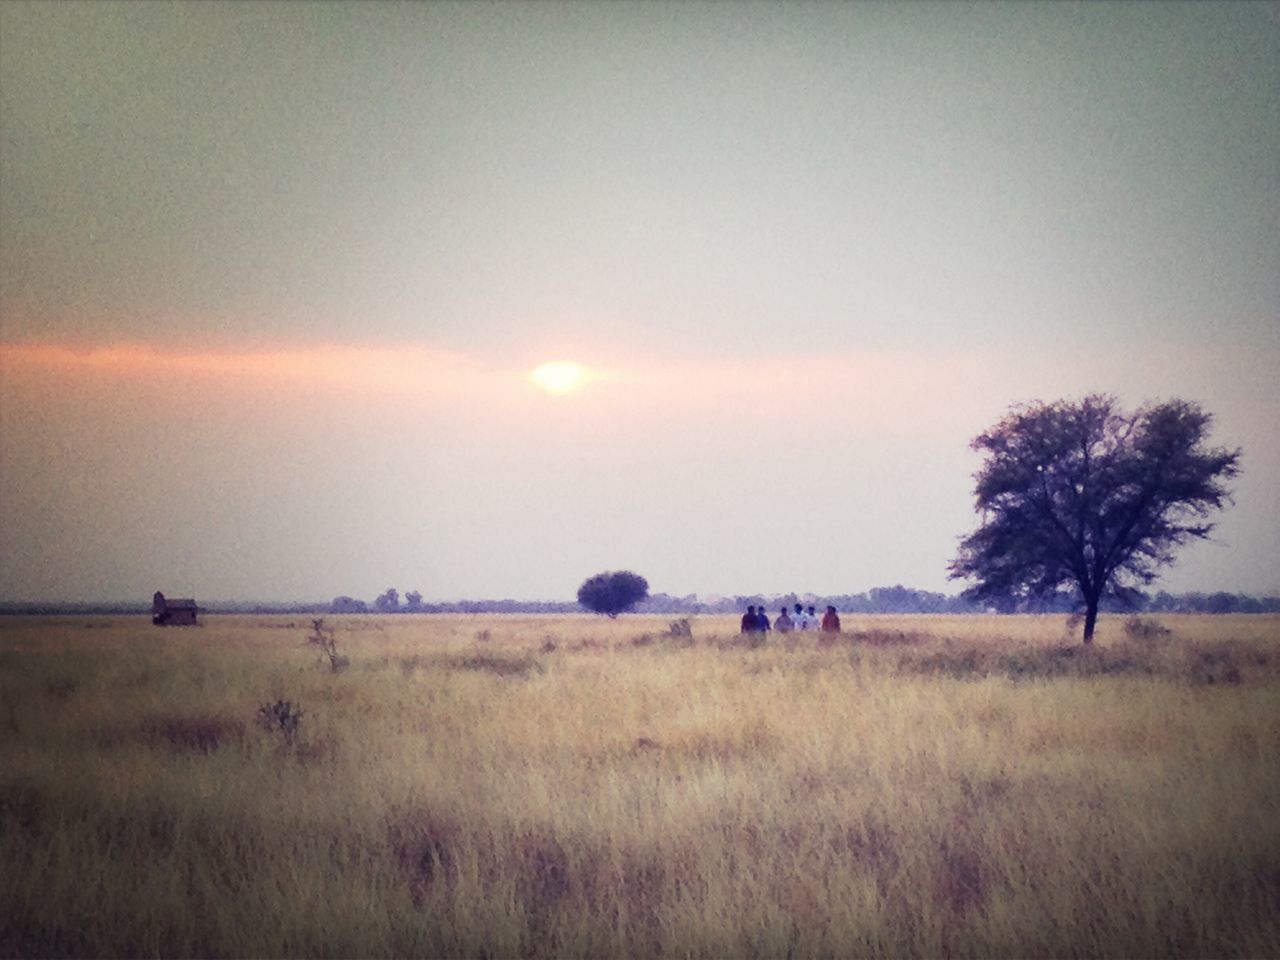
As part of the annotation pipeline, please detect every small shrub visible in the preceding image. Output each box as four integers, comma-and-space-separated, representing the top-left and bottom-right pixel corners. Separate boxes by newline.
667, 619, 693, 640
1125, 616, 1172, 641
475, 629, 492, 643
257, 699, 303, 744
304, 618, 349, 672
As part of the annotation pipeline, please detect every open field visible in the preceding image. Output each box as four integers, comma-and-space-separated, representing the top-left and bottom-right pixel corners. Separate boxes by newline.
2, 613, 1278, 958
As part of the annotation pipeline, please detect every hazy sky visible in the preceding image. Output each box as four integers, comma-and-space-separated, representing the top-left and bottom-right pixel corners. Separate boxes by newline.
2, 1, 1277, 602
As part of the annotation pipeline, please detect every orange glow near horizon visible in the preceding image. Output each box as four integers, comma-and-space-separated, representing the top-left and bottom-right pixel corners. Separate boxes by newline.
0, 339, 993, 435
0, 341, 492, 398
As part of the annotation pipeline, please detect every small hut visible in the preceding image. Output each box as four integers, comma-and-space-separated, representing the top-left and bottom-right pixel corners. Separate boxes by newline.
152, 591, 199, 626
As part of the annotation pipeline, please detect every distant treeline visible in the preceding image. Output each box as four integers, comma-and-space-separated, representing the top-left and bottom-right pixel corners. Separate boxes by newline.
4, 586, 1276, 616
634, 587, 1280, 616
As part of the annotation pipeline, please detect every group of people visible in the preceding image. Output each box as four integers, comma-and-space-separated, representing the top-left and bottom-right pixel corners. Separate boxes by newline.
740, 602, 841, 635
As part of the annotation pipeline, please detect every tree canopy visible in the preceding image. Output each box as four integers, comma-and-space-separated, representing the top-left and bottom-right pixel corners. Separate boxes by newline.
577, 571, 649, 618
950, 396, 1240, 642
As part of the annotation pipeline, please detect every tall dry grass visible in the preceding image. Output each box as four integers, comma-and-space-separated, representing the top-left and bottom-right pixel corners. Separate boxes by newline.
1, 613, 1278, 957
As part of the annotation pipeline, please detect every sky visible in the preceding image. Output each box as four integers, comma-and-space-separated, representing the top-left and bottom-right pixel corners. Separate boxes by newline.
1, 1, 1277, 603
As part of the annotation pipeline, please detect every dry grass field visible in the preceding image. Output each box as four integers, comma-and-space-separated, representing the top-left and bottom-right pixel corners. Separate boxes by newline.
1, 613, 1278, 958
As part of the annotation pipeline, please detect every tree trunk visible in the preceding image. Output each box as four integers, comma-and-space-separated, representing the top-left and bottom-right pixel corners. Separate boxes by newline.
1082, 595, 1099, 644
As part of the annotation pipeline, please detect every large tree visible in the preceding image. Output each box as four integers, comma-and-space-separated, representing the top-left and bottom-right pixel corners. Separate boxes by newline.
577, 571, 649, 618
950, 396, 1239, 642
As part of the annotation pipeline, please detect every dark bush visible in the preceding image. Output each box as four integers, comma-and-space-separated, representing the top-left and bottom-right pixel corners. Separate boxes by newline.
257, 700, 303, 744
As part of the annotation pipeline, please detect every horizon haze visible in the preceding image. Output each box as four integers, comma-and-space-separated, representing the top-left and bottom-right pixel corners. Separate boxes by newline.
2, 2, 1277, 603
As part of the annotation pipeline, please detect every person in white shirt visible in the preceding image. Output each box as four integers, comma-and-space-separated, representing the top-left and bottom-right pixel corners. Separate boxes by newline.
794, 602, 811, 630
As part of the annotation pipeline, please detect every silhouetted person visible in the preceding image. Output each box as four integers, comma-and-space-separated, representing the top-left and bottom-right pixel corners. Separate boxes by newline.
741, 605, 758, 633
757, 607, 771, 632
775, 607, 793, 633
822, 605, 842, 633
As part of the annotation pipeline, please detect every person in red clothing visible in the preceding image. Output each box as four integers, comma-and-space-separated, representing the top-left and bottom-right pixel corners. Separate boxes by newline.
821, 605, 842, 634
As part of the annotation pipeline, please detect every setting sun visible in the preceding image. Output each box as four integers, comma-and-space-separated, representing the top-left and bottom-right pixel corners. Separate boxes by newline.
531, 360, 585, 395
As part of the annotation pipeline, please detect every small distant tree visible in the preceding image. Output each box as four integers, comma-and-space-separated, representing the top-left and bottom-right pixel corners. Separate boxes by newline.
577, 571, 649, 618
951, 396, 1239, 643
374, 588, 400, 612
404, 590, 424, 612
330, 595, 367, 614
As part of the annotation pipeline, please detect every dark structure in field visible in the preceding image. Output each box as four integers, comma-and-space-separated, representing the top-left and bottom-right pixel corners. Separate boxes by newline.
152, 591, 198, 626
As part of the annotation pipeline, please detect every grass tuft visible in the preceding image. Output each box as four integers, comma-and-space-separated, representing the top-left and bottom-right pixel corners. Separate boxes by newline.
451, 652, 544, 678
141, 712, 247, 754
